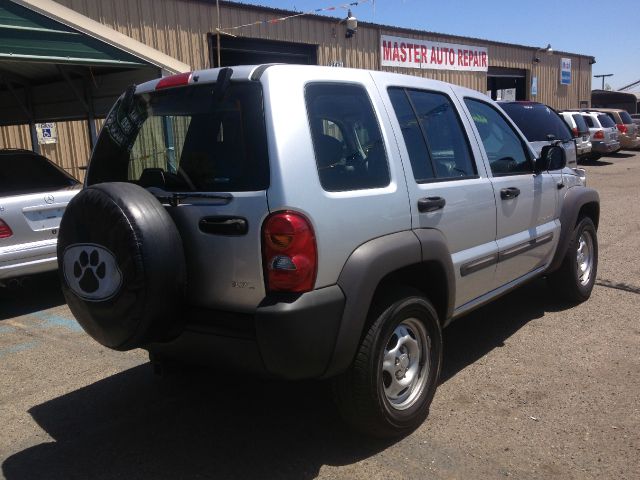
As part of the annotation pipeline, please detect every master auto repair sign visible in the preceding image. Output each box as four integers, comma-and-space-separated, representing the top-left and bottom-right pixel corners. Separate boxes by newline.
381, 35, 488, 72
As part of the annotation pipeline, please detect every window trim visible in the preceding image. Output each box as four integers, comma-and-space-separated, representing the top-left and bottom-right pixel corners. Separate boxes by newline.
388, 86, 479, 184
304, 81, 391, 192
463, 97, 536, 177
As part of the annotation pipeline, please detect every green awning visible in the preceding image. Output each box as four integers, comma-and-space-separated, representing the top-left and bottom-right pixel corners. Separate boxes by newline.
0, 0, 145, 67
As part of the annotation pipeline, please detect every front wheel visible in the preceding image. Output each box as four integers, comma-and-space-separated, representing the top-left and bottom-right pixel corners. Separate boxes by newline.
332, 290, 442, 437
548, 217, 598, 303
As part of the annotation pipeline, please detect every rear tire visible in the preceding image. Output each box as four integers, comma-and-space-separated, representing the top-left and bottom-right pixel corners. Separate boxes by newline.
547, 217, 598, 303
332, 288, 442, 437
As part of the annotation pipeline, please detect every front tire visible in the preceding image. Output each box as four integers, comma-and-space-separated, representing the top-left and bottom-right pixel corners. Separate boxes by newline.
548, 217, 598, 303
332, 289, 442, 437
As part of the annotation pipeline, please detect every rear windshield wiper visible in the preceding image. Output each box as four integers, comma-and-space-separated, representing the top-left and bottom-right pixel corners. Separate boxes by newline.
150, 189, 233, 207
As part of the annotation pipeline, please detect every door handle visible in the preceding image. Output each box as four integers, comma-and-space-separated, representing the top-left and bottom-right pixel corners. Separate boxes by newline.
500, 187, 521, 200
418, 196, 446, 213
199, 216, 248, 235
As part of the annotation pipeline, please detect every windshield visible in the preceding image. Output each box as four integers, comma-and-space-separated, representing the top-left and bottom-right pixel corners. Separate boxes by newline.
87, 83, 269, 192
1, 151, 78, 196
500, 103, 572, 142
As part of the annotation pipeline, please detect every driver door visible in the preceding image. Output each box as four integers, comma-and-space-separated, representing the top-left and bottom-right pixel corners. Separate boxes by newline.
463, 98, 558, 287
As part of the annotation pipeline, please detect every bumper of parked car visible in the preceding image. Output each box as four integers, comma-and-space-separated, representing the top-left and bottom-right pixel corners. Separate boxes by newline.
576, 142, 592, 156
619, 135, 640, 149
592, 140, 620, 153
146, 285, 347, 380
0, 239, 59, 281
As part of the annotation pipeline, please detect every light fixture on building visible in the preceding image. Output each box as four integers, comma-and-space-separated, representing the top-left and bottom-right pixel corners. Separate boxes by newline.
533, 43, 553, 63
345, 9, 357, 38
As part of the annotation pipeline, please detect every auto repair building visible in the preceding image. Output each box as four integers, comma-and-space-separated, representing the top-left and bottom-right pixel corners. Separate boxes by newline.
0, 0, 595, 180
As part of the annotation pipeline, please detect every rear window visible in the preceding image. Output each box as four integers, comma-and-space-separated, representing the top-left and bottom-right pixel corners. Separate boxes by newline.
571, 114, 589, 133
619, 111, 633, 124
0, 151, 78, 196
598, 114, 616, 128
499, 103, 572, 142
87, 83, 269, 192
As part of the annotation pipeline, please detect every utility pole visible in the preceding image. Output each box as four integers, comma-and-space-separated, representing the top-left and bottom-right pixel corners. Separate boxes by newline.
594, 74, 613, 90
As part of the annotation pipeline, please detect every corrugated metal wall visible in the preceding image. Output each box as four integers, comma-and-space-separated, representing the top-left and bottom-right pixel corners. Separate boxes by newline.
3, 0, 592, 173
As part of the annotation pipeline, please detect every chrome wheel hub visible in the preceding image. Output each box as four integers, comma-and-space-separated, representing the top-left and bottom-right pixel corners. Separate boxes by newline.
381, 318, 430, 410
576, 231, 594, 286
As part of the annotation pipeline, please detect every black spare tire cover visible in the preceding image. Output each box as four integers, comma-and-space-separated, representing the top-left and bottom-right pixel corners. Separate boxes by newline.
58, 182, 186, 351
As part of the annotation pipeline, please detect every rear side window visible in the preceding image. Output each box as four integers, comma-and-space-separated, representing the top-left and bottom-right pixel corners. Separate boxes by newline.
305, 83, 389, 191
598, 114, 615, 128
500, 103, 572, 142
619, 111, 633, 124
572, 114, 588, 134
88, 83, 269, 192
388, 88, 476, 182
583, 115, 595, 128
0, 151, 78, 196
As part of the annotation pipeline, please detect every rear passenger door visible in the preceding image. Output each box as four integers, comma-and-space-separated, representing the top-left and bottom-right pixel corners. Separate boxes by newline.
463, 97, 558, 287
382, 83, 499, 308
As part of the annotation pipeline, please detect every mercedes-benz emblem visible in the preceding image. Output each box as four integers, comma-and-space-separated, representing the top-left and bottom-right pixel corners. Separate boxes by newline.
44, 194, 55, 204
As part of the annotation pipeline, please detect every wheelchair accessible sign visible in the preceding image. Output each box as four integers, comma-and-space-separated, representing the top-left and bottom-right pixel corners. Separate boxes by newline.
36, 122, 58, 145
560, 58, 572, 85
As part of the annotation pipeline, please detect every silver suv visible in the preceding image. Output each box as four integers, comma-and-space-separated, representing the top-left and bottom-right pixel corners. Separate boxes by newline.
58, 65, 600, 437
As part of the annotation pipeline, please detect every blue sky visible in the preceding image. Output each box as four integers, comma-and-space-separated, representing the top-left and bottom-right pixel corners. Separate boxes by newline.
231, 0, 639, 91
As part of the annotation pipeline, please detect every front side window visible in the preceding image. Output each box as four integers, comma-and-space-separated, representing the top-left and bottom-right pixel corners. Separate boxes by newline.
88, 83, 269, 192
389, 88, 476, 182
465, 99, 532, 176
305, 83, 390, 191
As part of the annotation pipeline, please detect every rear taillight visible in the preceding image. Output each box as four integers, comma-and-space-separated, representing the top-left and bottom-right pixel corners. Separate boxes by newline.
0, 219, 13, 238
262, 211, 317, 293
593, 130, 605, 140
572, 127, 579, 138
156, 72, 192, 90
617, 124, 628, 134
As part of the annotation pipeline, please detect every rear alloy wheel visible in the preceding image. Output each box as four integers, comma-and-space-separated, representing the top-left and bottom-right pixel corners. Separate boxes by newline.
332, 289, 442, 437
548, 217, 598, 303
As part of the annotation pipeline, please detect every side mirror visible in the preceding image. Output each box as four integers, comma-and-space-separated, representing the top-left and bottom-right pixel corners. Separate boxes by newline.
536, 145, 566, 173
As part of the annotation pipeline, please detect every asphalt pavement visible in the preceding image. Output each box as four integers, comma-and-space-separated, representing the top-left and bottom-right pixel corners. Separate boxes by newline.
1, 150, 639, 479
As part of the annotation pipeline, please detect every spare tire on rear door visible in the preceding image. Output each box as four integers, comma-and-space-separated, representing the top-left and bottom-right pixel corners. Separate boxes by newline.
57, 182, 186, 351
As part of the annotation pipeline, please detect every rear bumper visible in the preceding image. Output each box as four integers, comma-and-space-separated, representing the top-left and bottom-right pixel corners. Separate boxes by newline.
576, 142, 592, 156
0, 239, 58, 280
147, 285, 346, 380
619, 136, 640, 149
592, 140, 620, 153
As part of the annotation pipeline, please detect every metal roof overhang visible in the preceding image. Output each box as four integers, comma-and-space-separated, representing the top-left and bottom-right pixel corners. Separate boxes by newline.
0, 0, 190, 145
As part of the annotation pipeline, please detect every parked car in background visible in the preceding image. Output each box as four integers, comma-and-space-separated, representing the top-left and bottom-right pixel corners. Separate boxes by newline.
590, 108, 640, 150
631, 114, 640, 126
580, 112, 621, 158
0, 149, 80, 286
559, 111, 592, 160
498, 101, 577, 167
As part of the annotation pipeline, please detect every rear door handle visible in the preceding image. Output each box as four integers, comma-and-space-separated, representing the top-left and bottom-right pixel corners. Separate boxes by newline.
418, 196, 446, 213
199, 216, 248, 235
500, 187, 521, 200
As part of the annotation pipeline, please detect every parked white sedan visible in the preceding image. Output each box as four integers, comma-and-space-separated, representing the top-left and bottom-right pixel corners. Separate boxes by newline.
0, 149, 80, 286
